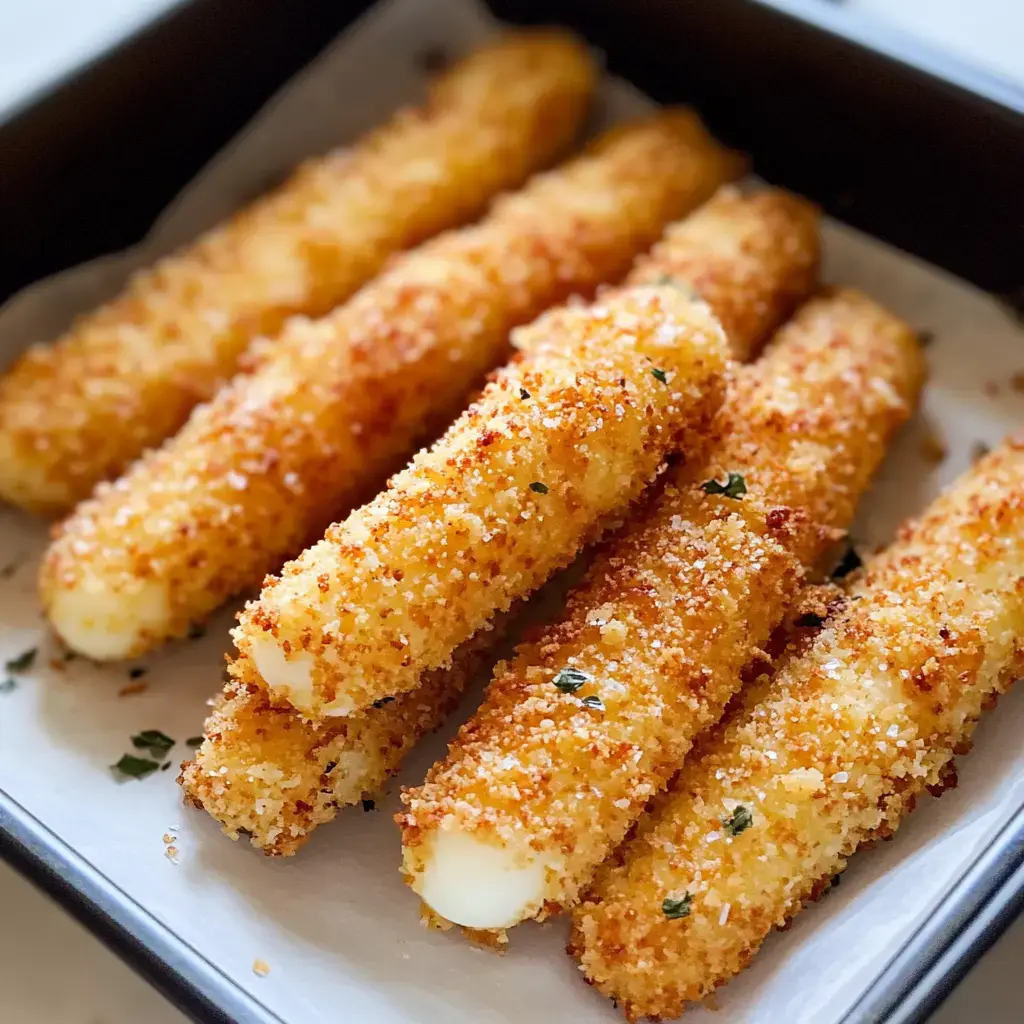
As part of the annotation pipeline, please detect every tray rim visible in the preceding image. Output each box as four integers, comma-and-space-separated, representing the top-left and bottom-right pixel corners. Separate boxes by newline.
1, 1, 1023, 1022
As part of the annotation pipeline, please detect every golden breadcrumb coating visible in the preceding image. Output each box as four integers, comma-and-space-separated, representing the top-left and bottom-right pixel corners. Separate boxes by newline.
626, 186, 820, 361
41, 111, 742, 661
179, 187, 811, 854
399, 289, 925, 930
236, 286, 729, 718
0, 31, 596, 515
179, 621, 504, 856
570, 439, 1024, 1021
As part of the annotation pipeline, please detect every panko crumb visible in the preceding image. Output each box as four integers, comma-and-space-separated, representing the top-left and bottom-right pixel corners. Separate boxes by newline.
252, 959, 271, 977
571, 438, 1024, 1020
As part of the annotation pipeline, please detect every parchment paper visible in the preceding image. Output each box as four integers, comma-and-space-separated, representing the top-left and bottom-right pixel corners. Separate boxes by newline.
1, 0, 1022, 1021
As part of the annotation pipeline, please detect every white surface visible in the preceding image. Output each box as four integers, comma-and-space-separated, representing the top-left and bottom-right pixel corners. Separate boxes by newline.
0, 0, 1023, 1023
0, 0, 183, 121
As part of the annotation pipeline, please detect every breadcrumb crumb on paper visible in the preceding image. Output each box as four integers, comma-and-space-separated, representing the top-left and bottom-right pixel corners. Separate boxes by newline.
236, 285, 729, 718
399, 289, 924, 933
41, 110, 741, 662
570, 437, 1024, 1021
0, 31, 597, 515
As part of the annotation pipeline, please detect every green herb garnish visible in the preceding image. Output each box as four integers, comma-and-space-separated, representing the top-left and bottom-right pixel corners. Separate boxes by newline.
185, 736, 204, 748
112, 754, 161, 780
553, 667, 590, 693
361, 798, 376, 812
128, 667, 147, 680
581, 695, 605, 711
701, 473, 747, 499
6, 648, 37, 672
131, 729, 175, 758
662, 893, 694, 919
529, 481, 549, 494
372, 696, 395, 709
519, 387, 531, 400
161, 761, 172, 771
651, 368, 668, 384
722, 805, 753, 837
187, 622, 206, 640
832, 543, 863, 579
917, 329, 935, 347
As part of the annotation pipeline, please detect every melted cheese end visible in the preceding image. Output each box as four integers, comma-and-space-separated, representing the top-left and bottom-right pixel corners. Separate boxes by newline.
48, 577, 170, 660
245, 634, 336, 717
413, 829, 551, 930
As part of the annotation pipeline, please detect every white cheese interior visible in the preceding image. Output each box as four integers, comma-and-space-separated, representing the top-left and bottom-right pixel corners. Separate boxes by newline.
416, 829, 549, 930
48, 577, 170, 661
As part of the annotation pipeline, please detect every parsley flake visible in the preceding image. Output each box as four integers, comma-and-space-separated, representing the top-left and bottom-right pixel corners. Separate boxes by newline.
112, 754, 161, 780
832, 543, 863, 579
553, 667, 590, 693
372, 696, 395, 709
701, 473, 747, 499
581, 695, 605, 711
651, 368, 668, 384
5, 648, 37, 673
185, 736, 204, 748
529, 481, 549, 494
917, 329, 935, 347
131, 729, 175, 758
128, 667, 147, 680
722, 805, 753, 836
361, 798, 376, 812
519, 387, 531, 400
161, 761, 172, 771
0, 678, 17, 694
653, 274, 701, 300
662, 893, 694, 919
187, 622, 206, 640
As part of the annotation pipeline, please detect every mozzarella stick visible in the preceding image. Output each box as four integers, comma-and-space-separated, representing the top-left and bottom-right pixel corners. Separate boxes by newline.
238, 287, 729, 718
0, 32, 596, 516
42, 111, 743, 661
182, 189, 818, 852
180, 620, 506, 856
399, 290, 925, 932
625, 185, 820, 361
570, 440, 1024, 1021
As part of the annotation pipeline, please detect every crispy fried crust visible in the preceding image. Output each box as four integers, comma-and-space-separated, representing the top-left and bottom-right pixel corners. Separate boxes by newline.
626, 186, 820, 360
41, 111, 741, 660
180, 187, 811, 851
0, 32, 597, 515
179, 622, 504, 856
236, 286, 729, 717
570, 438, 1024, 1021
399, 289, 924, 928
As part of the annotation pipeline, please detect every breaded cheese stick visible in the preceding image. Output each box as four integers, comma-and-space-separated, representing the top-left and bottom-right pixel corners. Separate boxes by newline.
238, 286, 729, 718
180, 619, 506, 856
42, 111, 743, 661
0, 32, 596, 515
179, 188, 817, 853
625, 185, 820, 361
399, 290, 925, 932
570, 439, 1024, 1021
